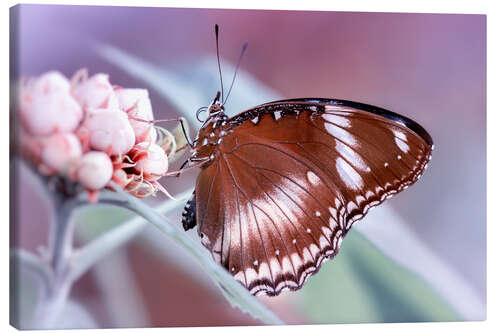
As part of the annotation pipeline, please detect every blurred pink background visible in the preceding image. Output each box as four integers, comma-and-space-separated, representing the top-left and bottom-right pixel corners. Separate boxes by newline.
11, 5, 485, 327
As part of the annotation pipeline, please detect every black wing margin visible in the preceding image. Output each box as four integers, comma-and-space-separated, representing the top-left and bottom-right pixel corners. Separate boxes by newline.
229, 97, 433, 148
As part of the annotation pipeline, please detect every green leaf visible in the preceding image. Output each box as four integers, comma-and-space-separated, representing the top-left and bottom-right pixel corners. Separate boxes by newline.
74, 206, 134, 242
301, 229, 459, 323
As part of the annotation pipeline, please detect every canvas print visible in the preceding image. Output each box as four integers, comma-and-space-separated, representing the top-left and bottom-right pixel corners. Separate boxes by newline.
9, 5, 486, 329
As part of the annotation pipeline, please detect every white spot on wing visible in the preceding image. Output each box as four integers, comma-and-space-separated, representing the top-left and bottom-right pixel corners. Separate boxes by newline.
336, 157, 364, 190
251, 116, 259, 124
395, 135, 410, 153
324, 122, 357, 146
306, 171, 321, 186
321, 226, 333, 239
234, 271, 245, 284
309, 244, 320, 258
269, 258, 281, 275
302, 247, 314, 262
281, 257, 294, 275
334, 198, 341, 208
335, 140, 370, 171
329, 217, 337, 229
273, 111, 282, 120
355, 195, 365, 205
245, 268, 258, 283
290, 253, 302, 269
322, 113, 352, 128
347, 201, 357, 214
315, 211, 321, 217
393, 129, 406, 141
258, 262, 272, 281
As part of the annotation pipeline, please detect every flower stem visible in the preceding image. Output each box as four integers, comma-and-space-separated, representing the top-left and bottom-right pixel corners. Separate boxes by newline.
69, 188, 194, 283
32, 192, 85, 329
48, 196, 83, 275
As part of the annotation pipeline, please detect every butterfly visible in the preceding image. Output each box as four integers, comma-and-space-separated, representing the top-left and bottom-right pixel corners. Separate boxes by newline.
176, 26, 433, 296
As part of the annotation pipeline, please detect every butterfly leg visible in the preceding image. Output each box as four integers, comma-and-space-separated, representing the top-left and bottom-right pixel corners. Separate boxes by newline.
177, 117, 194, 149
145, 116, 194, 149
164, 156, 210, 177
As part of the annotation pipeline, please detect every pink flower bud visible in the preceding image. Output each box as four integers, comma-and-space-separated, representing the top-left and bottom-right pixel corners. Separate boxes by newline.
115, 88, 157, 143
41, 133, 82, 174
143, 127, 158, 144
132, 142, 168, 180
77, 151, 113, 190
72, 73, 118, 110
19, 126, 43, 162
112, 168, 130, 188
85, 107, 135, 156
33, 71, 71, 94
20, 72, 83, 136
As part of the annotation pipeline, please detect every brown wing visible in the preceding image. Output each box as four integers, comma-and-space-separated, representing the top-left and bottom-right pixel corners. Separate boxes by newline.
195, 100, 433, 296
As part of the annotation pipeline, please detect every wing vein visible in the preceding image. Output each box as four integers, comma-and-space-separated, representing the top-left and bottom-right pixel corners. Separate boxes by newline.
231, 150, 336, 242
199, 163, 220, 239
220, 154, 276, 288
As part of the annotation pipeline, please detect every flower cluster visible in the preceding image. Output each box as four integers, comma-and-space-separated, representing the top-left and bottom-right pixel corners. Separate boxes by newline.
18, 70, 175, 202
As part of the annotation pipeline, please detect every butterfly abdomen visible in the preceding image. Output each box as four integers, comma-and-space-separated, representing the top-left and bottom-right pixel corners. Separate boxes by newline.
182, 193, 197, 231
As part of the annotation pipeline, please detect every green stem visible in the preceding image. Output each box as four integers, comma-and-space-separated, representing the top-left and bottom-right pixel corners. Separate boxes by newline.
32, 193, 84, 329
69, 188, 194, 283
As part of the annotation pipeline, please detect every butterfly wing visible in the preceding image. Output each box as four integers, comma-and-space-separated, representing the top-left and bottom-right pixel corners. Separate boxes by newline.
194, 99, 433, 296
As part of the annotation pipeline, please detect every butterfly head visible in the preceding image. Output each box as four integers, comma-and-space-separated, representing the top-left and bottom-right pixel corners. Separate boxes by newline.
208, 91, 225, 117
195, 91, 227, 128
190, 91, 231, 166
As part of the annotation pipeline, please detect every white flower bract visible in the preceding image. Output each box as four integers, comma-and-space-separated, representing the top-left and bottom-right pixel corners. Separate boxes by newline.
72, 73, 118, 110
77, 151, 113, 190
85, 107, 136, 156
41, 133, 82, 175
20, 71, 83, 136
115, 88, 157, 143
132, 142, 169, 180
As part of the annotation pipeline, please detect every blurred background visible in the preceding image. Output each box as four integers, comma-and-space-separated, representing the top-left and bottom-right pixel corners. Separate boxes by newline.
10, 5, 485, 328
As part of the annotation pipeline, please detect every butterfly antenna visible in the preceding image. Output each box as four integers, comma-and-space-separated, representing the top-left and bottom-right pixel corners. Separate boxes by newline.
215, 24, 224, 102
223, 41, 248, 105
